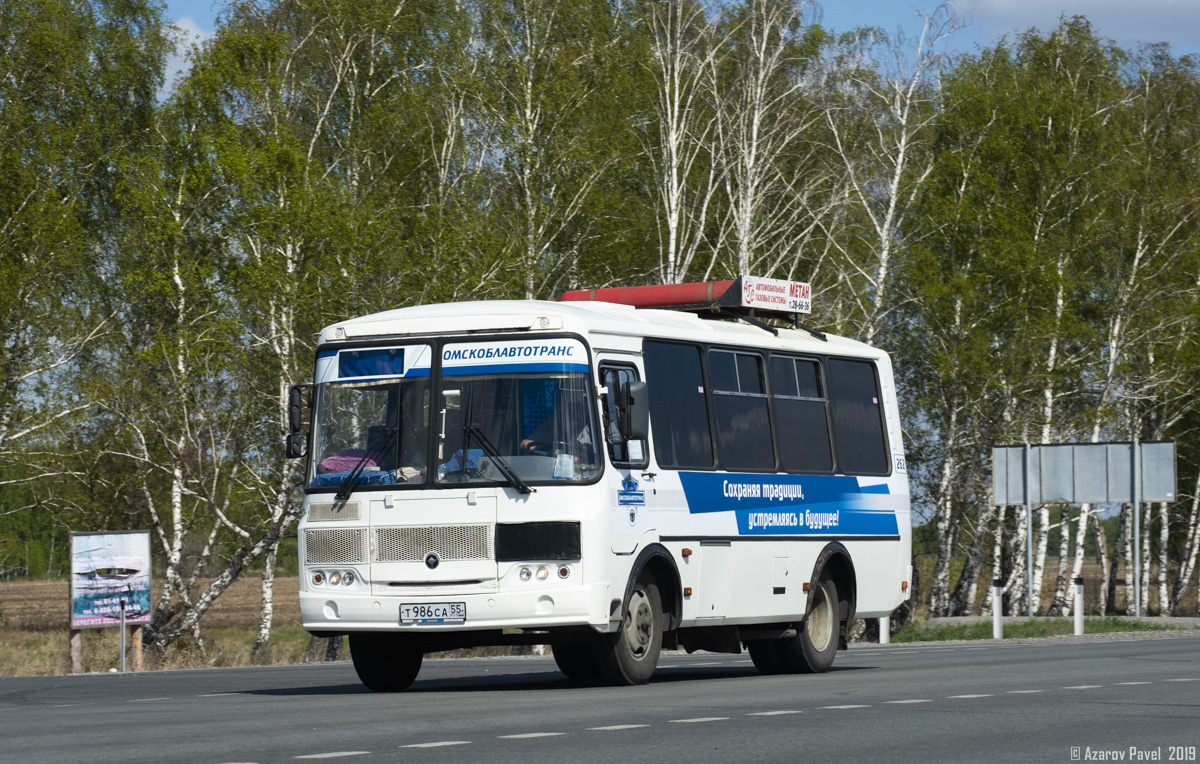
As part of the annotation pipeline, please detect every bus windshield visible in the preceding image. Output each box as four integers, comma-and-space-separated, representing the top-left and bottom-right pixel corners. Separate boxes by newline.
309, 377, 430, 489
437, 371, 599, 486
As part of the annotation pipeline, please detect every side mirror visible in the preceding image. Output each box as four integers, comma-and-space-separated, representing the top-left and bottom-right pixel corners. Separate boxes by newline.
286, 385, 308, 459
288, 385, 304, 434
286, 431, 306, 459
623, 380, 649, 441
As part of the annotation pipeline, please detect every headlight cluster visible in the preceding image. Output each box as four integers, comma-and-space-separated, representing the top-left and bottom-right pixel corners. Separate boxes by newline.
311, 569, 356, 587
518, 564, 572, 582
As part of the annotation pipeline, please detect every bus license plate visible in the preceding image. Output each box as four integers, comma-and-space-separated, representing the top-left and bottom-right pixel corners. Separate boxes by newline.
401, 602, 466, 624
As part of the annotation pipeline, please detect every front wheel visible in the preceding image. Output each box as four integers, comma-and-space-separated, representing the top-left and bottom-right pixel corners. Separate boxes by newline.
593, 573, 662, 685
552, 642, 600, 680
349, 633, 424, 691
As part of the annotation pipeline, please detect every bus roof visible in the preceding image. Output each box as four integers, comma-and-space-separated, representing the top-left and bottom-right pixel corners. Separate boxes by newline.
317, 300, 882, 359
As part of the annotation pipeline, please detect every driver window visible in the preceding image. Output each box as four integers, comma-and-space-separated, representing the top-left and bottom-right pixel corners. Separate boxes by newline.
601, 366, 648, 468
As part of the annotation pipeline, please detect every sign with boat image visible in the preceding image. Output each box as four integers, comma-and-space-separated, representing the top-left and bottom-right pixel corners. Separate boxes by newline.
70, 531, 152, 629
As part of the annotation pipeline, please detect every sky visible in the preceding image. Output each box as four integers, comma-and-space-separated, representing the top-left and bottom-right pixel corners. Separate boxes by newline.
161, 0, 1200, 92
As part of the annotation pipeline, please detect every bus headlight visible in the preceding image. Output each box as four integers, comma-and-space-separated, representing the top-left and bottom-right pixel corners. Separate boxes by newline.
519, 567, 532, 582
536, 566, 550, 581
328, 571, 342, 586
343, 571, 355, 586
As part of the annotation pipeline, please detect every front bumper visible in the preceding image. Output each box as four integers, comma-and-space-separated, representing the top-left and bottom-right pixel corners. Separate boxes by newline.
300, 582, 612, 634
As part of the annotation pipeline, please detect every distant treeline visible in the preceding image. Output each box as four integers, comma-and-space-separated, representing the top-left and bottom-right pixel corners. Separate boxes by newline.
1, 0, 1198, 650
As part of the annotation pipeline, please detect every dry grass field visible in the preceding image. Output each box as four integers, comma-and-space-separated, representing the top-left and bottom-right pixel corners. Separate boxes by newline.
0, 577, 313, 677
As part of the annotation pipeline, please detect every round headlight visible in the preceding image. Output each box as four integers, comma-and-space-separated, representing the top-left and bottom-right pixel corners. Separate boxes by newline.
557, 565, 571, 580
343, 571, 355, 585
519, 567, 532, 582
328, 571, 342, 586
536, 566, 550, 581
311, 571, 325, 586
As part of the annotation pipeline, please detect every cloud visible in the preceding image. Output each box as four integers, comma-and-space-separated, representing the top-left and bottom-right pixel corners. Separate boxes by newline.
958, 0, 1200, 51
161, 16, 214, 99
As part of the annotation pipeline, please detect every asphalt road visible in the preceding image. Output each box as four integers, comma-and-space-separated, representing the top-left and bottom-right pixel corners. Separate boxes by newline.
2, 633, 1198, 764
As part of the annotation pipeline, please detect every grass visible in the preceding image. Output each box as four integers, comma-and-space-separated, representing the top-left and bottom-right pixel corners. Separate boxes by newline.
890, 616, 1182, 643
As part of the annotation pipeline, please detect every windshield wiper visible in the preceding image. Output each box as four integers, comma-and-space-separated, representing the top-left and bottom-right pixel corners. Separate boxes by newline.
335, 426, 398, 501
464, 423, 534, 495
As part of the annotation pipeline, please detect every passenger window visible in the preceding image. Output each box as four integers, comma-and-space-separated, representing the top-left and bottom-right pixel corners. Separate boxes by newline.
644, 342, 713, 469
710, 350, 774, 471
600, 366, 648, 468
770, 356, 833, 473
826, 358, 888, 475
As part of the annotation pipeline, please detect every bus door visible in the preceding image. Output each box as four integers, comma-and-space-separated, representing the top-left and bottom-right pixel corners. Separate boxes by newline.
599, 362, 657, 554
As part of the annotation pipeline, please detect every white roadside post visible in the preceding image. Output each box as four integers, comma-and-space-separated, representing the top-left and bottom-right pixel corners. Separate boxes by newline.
992, 579, 1004, 640
1073, 577, 1085, 636
119, 599, 127, 673
879, 615, 890, 645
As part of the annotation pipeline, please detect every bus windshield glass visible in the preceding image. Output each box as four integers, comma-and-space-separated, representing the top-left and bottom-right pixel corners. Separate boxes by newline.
437, 339, 599, 486
308, 345, 432, 489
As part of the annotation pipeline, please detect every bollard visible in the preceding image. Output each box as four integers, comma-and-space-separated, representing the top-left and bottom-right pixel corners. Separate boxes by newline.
1073, 577, 1084, 636
992, 579, 1004, 640
880, 615, 890, 645
119, 599, 126, 673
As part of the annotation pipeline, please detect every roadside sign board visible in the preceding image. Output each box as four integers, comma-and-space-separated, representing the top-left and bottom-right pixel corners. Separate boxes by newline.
70, 531, 152, 629
992, 442, 1176, 505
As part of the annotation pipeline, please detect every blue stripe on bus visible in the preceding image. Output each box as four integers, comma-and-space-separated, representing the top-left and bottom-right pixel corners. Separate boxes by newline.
442, 362, 589, 376
678, 471, 899, 536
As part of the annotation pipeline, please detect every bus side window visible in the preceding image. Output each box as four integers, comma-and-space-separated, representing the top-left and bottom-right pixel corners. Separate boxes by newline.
769, 356, 833, 473
710, 350, 774, 471
826, 358, 889, 475
643, 341, 714, 469
601, 366, 648, 468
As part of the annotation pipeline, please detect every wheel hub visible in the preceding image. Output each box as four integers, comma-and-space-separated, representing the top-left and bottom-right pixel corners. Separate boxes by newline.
623, 589, 653, 660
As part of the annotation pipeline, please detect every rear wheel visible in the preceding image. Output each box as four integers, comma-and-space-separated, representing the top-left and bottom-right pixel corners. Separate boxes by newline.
552, 642, 600, 680
778, 575, 839, 674
746, 640, 786, 675
593, 573, 662, 686
349, 633, 423, 692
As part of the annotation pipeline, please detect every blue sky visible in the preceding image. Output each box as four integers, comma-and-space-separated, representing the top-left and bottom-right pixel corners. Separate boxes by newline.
163, 0, 1200, 68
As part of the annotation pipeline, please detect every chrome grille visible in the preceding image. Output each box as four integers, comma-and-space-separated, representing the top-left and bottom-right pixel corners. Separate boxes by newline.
306, 501, 361, 522
374, 525, 493, 562
305, 528, 367, 564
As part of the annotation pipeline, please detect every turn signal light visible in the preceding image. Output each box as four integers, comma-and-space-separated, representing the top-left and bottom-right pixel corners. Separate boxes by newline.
901, 580, 909, 590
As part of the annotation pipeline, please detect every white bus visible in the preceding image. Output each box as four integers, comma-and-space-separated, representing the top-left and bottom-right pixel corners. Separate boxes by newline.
287, 277, 911, 690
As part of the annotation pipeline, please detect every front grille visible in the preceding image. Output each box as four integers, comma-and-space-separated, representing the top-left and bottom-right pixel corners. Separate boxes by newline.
306, 501, 361, 522
305, 528, 367, 564
374, 525, 492, 562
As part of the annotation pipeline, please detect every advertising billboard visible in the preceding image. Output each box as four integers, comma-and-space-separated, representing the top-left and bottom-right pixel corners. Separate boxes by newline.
70, 531, 152, 629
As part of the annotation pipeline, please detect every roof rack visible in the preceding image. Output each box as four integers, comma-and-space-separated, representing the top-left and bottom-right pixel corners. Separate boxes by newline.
559, 276, 827, 341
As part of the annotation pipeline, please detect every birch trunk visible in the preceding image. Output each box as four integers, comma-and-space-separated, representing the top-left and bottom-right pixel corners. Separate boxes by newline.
1157, 501, 1169, 616
1169, 473, 1200, 614
948, 502, 993, 616
983, 503, 1006, 616
1093, 510, 1109, 614
1003, 513, 1028, 616
1141, 502, 1152, 615
1046, 505, 1072, 615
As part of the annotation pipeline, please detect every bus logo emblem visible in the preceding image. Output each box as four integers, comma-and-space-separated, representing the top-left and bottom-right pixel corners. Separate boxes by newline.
425, 553, 440, 569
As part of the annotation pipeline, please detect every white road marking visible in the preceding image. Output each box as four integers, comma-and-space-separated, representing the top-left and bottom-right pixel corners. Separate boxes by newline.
1114, 682, 1152, 686
53, 705, 72, 708
200, 693, 238, 697
128, 697, 171, 702
294, 754, 370, 760
670, 717, 729, 723
948, 694, 993, 699
400, 741, 472, 748
964, 648, 988, 651
690, 662, 721, 666
747, 710, 802, 716
588, 725, 650, 731
892, 650, 917, 654
884, 699, 934, 704
822, 705, 869, 709
499, 733, 566, 739
1006, 690, 1043, 694
1063, 685, 1102, 690
855, 652, 881, 656
1164, 678, 1199, 682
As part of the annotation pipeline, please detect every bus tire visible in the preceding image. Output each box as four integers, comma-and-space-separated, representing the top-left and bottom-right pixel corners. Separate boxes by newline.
552, 643, 600, 680
779, 575, 838, 674
746, 640, 787, 675
349, 633, 423, 692
593, 572, 662, 685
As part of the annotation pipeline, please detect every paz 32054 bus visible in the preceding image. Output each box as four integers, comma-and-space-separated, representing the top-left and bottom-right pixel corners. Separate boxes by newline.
286, 276, 912, 690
